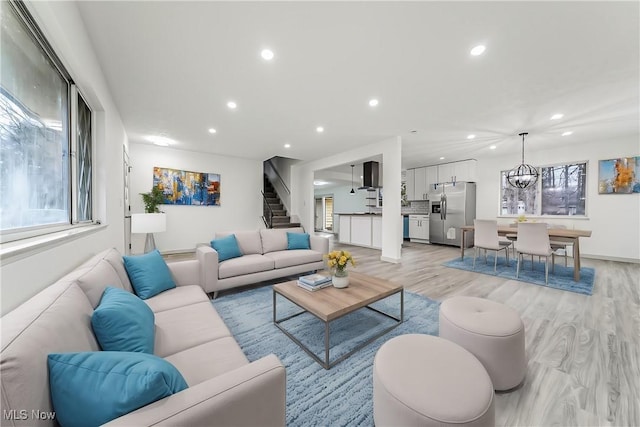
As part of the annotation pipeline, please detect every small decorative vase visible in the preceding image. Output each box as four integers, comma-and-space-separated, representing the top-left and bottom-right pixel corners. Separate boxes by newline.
332, 270, 349, 288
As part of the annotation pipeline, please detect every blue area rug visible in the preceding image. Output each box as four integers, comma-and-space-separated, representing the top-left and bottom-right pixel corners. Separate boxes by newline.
212, 286, 440, 426
443, 254, 595, 295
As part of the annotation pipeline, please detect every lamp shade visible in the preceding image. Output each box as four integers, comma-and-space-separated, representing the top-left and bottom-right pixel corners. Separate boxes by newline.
131, 213, 166, 234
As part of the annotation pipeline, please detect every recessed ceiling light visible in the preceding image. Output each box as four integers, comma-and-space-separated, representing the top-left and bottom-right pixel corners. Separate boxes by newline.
316, 126, 324, 133
550, 113, 564, 120
146, 135, 175, 146
261, 49, 274, 61
369, 99, 379, 107
284, 143, 291, 148
208, 128, 217, 134
470, 45, 486, 56
562, 131, 573, 136
227, 101, 237, 109
467, 134, 476, 140
439, 157, 445, 160
489, 145, 497, 150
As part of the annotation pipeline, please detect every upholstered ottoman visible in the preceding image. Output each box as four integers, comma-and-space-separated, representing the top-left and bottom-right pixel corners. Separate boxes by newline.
439, 296, 526, 391
373, 334, 495, 427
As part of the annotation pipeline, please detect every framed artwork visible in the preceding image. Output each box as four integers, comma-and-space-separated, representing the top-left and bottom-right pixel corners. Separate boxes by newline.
598, 157, 639, 194
152, 166, 221, 206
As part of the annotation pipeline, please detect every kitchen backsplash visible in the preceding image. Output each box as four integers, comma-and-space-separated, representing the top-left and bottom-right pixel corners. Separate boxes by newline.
402, 200, 429, 214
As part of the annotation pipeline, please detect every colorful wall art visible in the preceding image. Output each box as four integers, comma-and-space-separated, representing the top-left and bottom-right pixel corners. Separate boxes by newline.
598, 157, 640, 194
152, 167, 221, 206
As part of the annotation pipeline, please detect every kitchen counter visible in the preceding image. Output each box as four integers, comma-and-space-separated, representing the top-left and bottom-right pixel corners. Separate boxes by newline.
337, 212, 382, 216
338, 214, 382, 249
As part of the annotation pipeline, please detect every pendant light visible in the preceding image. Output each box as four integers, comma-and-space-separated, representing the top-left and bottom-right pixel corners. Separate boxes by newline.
349, 165, 356, 195
506, 132, 539, 189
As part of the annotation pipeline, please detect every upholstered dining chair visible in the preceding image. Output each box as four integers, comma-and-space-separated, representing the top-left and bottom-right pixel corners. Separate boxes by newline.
548, 224, 571, 271
514, 222, 554, 284
473, 219, 512, 271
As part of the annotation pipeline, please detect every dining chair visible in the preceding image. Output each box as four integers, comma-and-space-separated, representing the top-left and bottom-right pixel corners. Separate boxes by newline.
548, 224, 571, 271
514, 222, 554, 284
473, 219, 512, 271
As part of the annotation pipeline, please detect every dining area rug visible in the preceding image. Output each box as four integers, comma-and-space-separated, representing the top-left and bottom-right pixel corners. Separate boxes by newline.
443, 254, 595, 295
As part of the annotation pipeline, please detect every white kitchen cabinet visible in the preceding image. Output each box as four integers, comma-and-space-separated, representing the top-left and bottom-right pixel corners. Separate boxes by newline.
405, 169, 416, 201
425, 166, 438, 194
338, 215, 351, 243
371, 216, 382, 249
437, 163, 455, 184
414, 167, 429, 200
409, 214, 430, 243
438, 160, 477, 183
350, 216, 372, 247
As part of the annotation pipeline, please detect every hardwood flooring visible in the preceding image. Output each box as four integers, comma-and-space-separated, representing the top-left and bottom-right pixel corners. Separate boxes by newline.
329, 239, 640, 427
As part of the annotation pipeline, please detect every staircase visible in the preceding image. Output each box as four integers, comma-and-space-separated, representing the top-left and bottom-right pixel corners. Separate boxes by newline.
263, 176, 300, 229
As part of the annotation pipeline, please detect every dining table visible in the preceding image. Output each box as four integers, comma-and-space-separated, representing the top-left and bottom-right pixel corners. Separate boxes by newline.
459, 225, 592, 282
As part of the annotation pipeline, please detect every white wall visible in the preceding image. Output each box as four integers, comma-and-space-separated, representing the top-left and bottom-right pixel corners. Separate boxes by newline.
1, 1, 128, 315
476, 137, 640, 262
128, 143, 263, 253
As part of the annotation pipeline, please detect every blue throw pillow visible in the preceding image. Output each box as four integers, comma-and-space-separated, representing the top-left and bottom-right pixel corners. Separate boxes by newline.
123, 250, 176, 299
210, 234, 243, 261
48, 351, 188, 427
92, 287, 155, 353
287, 232, 310, 250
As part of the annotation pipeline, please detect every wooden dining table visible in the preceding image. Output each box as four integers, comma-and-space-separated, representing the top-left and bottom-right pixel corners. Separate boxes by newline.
459, 225, 592, 281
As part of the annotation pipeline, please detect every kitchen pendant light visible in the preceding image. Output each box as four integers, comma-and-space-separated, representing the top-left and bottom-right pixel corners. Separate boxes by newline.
349, 165, 356, 194
506, 132, 539, 189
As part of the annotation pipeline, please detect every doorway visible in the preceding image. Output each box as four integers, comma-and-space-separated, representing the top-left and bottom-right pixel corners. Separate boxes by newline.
314, 196, 334, 232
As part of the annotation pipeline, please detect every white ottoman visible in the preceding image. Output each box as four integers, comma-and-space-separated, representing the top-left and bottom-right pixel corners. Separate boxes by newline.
439, 296, 526, 391
373, 334, 495, 427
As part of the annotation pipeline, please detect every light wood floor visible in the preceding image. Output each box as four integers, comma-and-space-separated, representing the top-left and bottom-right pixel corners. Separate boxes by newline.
328, 238, 640, 427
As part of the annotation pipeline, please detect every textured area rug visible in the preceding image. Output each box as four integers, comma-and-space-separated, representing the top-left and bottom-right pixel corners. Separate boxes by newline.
444, 254, 595, 295
212, 286, 440, 426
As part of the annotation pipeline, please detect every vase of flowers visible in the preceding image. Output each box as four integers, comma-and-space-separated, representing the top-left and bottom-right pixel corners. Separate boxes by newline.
325, 250, 355, 288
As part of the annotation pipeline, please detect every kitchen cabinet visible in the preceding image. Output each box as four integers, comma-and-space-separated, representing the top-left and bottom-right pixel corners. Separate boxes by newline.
414, 167, 429, 200
350, 216, 373, 246
405, 168, 416, 201
338, 215, 351, 243
337, 214, 383, 249
425, 166, 438, 194
409, 214, 429, 243
372, 216, 382, 249
438, 160, 477, 183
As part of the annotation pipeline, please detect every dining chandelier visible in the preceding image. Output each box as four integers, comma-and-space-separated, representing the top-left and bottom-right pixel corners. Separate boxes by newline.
506, 132, 539, 189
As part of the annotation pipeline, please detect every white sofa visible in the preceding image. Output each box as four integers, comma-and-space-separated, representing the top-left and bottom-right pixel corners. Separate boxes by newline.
209, 227, 329, 296
0, 246, 286, 426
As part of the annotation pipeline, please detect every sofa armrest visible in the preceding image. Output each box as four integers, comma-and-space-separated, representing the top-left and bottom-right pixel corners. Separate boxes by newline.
196, 245, 218, 293
104, 354, 286, 427
310, 235, 329, 255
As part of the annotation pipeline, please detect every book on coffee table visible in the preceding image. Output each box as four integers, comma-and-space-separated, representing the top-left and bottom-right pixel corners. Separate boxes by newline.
296, 280, 333, 292
298, 273, 331, 286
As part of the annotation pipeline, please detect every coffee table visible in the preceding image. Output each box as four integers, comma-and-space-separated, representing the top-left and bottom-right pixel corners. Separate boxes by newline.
273, 271, 403, 369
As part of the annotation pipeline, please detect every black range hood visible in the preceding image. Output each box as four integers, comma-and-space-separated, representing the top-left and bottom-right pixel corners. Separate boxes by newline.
358, 161, 380, 189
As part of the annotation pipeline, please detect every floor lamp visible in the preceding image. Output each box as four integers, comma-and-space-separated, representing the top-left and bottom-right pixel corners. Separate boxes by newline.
131, 213, 166, 253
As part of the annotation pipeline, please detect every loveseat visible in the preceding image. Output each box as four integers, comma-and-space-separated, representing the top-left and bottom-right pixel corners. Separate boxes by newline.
0, 246, 286, 426
208, 227, 329, 296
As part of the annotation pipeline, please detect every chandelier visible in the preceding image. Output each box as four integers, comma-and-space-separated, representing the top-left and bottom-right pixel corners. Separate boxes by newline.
506, 132, 539, 189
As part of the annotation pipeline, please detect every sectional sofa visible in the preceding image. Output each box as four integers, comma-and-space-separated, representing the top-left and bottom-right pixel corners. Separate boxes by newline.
0, 246, 286, 426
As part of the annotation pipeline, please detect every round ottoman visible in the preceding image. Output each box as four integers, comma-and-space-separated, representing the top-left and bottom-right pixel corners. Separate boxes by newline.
439, 296, 526, 391
373, 334, 495, 427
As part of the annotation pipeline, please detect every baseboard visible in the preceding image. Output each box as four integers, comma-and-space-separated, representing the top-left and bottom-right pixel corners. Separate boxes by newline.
380, 256, 401, 264
582, 254, 640, 264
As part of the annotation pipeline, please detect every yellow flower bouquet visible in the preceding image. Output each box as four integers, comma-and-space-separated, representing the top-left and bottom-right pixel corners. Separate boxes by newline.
325, 250, 356, 276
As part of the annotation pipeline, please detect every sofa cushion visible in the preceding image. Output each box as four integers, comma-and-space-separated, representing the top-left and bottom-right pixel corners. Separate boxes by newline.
144, 285, 210, 313
287, 232, 310, 250
260, 227, 304, 253
218, 254, 275, 279
264, 249, 324, 269
48, 351, 187, 427
211, 234, 243, 261
75, 254, 131, 308
91, 287, 155, 353
123, 250, 177, 299
216, 230, 263, 255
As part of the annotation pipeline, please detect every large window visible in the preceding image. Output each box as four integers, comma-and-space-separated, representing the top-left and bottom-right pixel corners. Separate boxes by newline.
500, 161, 587, 217
1, 0, 93, 239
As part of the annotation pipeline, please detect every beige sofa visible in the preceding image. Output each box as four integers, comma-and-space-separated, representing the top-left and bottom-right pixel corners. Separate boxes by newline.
0, 246, 286, 426
209, 227, 329, 296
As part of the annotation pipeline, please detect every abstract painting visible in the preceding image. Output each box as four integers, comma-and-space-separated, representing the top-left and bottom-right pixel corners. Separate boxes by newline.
598, 157, 640, 194
152, 167, 221, 206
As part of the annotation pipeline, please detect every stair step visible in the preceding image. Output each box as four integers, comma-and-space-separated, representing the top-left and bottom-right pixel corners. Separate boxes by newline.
271, 210, 286, 216
272, 222, 301, 229
265, 197, 280, 204
272, 216, 290, 223
264, 192, 277, 198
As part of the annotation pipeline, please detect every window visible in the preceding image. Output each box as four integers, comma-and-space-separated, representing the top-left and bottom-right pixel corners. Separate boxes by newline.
500, 161, 587, 217
1, 0, 93, 240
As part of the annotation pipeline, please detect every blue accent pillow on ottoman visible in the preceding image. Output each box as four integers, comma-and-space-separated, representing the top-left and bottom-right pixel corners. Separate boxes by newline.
48, 351, 188, 427
210, 234, 243, 261
287, 232, 310, 250
91, 287, 155, 353
123, 250, 176, 299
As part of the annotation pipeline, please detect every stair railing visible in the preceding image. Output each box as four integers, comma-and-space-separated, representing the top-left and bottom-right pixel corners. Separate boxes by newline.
261, 191, 274, 228
265, 159, 290, 195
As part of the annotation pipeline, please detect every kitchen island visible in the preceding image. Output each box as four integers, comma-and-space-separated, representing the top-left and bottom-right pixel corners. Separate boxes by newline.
338, 213, 382, 249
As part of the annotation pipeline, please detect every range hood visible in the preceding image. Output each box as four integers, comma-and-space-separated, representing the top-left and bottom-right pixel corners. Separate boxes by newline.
358, 161, 380, 189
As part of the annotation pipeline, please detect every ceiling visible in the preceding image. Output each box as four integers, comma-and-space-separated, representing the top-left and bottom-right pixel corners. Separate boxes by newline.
77, 1, 639, 170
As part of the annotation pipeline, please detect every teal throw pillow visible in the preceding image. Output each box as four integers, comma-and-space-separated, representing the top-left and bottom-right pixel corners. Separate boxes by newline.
48, 351, 188, 427
210, 234, 243, 261
123, 250, 176, 299
91, 287, 155, 354
287, 232, 310, 250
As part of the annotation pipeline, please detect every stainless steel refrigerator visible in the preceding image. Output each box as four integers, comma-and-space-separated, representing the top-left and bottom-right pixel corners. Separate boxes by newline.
428, 182, 476, 247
